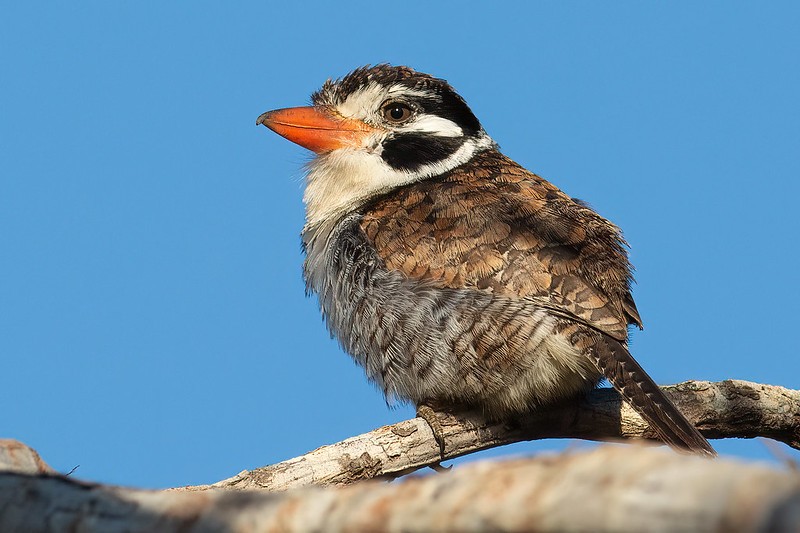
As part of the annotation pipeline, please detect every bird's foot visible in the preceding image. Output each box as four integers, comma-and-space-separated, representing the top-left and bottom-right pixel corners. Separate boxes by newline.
416, 403, 447, 460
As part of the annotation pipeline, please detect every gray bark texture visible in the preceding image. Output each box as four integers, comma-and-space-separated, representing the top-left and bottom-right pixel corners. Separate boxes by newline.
2, 446, 799, 532
1, 379, 799, 532
180, 379, 800, 491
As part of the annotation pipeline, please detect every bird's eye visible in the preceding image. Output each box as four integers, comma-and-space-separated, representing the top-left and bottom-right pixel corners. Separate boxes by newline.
381, 101, 413, 123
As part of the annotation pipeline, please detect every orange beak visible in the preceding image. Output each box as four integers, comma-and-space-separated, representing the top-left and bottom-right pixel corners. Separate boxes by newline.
256, 106, 378, 153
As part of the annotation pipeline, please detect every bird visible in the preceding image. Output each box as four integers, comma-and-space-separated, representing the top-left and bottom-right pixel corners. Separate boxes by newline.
257, 64, 715, 456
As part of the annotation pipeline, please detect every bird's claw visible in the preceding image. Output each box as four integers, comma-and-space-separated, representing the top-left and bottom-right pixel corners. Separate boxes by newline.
417, 404, 447, 459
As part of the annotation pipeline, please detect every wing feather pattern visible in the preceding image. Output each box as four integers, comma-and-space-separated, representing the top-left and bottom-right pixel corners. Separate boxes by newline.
360, 149, 714, 455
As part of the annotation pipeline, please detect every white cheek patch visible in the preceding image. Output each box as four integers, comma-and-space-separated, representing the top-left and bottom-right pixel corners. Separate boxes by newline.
303, 149, 416, 227
398, 115, 463, 137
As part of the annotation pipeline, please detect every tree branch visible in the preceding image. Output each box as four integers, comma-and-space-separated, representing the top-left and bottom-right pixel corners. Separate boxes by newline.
175, 379, 799, 492
0, 439, 53, 476
3, 445, 799, 532
2, 379, 798, 531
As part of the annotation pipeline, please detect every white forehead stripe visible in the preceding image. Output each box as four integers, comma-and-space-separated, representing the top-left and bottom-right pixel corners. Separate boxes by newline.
337, 82, 387, 119
385, 84, 434, 100
336, 82, 441, 120
336, 82, 461, 137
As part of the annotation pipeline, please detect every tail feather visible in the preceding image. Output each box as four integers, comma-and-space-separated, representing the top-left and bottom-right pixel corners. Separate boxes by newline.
589, 334, 716, 457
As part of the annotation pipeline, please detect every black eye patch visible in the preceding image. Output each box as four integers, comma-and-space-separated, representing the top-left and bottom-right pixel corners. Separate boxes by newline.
381, 133, 466, 172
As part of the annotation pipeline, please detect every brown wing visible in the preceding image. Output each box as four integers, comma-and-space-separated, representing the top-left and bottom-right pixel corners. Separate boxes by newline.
359, 149, 715, 455
360, 149, 640, 341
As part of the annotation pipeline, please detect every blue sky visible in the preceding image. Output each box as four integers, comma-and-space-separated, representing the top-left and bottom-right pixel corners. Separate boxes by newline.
2, 2, 799, 489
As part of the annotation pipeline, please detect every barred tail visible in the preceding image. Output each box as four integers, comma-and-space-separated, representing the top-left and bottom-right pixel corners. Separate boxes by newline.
590, 334, 716, 457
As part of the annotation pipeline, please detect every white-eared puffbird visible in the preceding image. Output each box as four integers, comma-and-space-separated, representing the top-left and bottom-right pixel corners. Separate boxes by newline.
257, 64, 715, 456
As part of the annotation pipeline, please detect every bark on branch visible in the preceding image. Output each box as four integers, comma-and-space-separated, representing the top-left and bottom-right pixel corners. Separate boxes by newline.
2, 445, 799, 532
178, 379, 800, 492
1, 379, 799, 531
